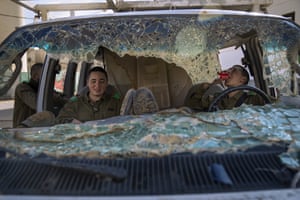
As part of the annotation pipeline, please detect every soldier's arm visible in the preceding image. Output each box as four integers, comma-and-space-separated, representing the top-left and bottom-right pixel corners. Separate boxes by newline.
55, 97, 80, 124
245, 91, 278, 106
185, 84, 211, 111
15, 84, 38, 110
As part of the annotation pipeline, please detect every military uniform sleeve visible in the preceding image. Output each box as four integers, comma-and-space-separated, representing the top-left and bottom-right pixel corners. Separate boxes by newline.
219, 91, 267, 110
244, 92, 272, 106
55, 97, 80, 124
218, 94, 240, 110
15, 83, 37, 110
185, 84, 211, 111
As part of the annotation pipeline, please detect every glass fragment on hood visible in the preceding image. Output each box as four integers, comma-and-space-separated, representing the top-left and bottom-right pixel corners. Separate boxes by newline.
0, 104, 299, 169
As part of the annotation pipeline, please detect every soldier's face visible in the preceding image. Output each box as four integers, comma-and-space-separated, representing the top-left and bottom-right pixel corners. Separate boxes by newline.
87, 71, 108, 98
224, 67, 246, 87
32, 68, 42, 82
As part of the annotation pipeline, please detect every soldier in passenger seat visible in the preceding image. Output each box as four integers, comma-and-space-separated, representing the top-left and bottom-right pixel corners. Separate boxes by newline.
55, 66, 121, 124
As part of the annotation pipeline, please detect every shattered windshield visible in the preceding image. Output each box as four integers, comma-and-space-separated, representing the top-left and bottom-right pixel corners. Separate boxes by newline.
0, 10, 299, 95
0, 10, 300, 173
1, 105, 300, 170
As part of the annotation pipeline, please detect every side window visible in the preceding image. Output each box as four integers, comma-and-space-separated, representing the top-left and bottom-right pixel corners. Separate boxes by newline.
76, 61, 93, 96
54, 64, 66, 93
218, 46, 244, 69
54, 59, 77, 98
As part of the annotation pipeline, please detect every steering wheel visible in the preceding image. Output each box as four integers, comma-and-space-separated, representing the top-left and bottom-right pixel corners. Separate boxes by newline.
207, 85, 272, 112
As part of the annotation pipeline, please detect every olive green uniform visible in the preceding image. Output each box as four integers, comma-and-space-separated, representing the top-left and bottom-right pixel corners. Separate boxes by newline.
185, 83, 265, 111
55, 92, 121, 124
13, 80, 39, 128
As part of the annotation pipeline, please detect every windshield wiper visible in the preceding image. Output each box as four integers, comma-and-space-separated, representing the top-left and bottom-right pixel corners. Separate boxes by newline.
0, 147, 127, 182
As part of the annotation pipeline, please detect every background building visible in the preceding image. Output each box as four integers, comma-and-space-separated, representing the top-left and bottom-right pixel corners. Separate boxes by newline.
0, 0, 22, 45
267, 0, 300, 24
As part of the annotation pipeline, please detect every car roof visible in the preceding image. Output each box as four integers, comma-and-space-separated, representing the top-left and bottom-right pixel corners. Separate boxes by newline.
20, 9, 288, 25
0, 9, 299, 95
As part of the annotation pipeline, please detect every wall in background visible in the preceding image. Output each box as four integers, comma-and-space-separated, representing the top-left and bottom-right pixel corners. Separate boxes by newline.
0, 0, 22, 42
267, 0, 300, 24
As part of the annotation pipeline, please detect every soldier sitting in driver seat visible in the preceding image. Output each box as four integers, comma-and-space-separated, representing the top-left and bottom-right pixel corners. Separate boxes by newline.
184, 65, 267, 111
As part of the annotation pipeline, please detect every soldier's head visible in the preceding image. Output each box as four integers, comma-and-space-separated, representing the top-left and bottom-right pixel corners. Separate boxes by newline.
224, 65, 249, 87
30, 63, 43, 82
87, 66, 108, 101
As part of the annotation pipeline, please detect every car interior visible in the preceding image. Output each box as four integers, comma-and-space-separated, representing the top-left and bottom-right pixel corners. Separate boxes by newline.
34, 31, 281, 117
38, 46, 194, 116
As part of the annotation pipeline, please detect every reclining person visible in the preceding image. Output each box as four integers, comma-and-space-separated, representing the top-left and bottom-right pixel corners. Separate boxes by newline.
185, 65, 266, 111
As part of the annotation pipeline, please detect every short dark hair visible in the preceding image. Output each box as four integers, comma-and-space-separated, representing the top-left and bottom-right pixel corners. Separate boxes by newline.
232, 65, 249, 85
87, 66, 108, 80
30, 63, 43, 77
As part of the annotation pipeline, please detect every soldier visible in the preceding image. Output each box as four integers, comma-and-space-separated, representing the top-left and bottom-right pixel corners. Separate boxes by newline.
55, 66, 121, 124
185, 65, 266, 111
13, 63, 43, 128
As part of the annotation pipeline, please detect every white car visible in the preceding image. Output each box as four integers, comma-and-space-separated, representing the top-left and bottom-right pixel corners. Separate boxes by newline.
0, 9, 299, 199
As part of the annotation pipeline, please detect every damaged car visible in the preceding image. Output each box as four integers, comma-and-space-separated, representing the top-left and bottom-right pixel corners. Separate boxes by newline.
0, 9, 300, 199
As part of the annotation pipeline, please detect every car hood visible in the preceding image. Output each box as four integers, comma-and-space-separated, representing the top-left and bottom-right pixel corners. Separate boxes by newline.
1, 104, 300, 170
